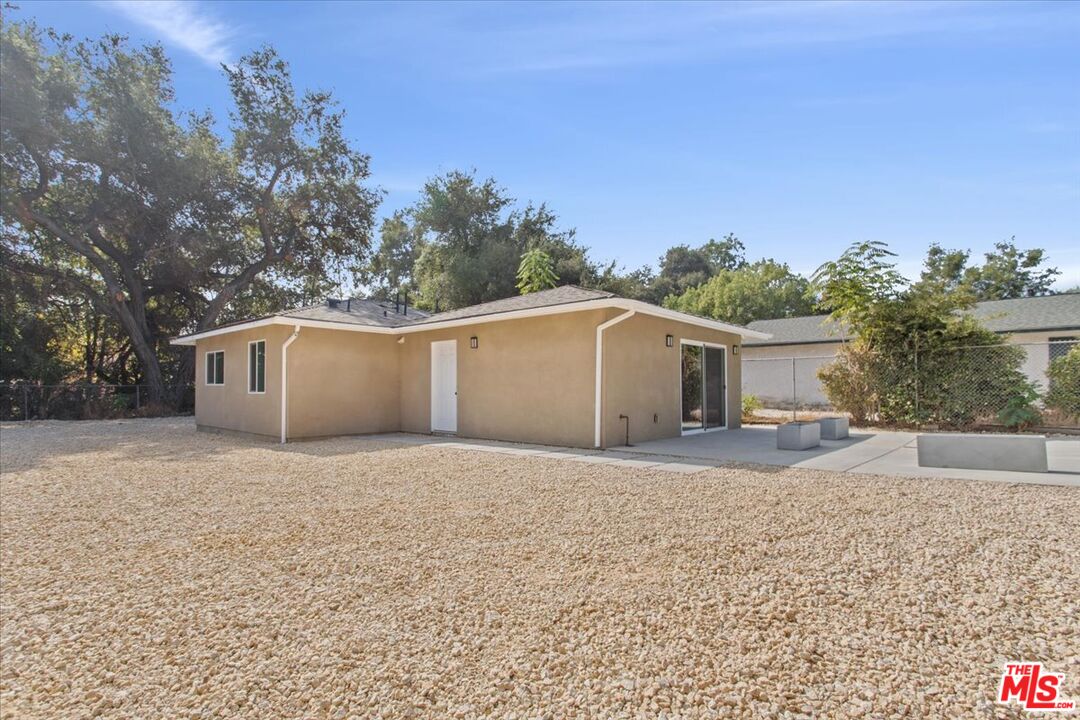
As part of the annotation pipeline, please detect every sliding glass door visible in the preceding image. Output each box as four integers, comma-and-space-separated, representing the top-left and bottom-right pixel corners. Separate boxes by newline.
680, 341, 726, 433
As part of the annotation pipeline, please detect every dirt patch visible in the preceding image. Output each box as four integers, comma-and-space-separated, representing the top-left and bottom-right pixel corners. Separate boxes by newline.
2, 418, 1078, 718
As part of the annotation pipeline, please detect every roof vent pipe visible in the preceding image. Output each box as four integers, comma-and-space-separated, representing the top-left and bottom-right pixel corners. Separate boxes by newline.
403, 292, 408, 316
346, 298, 351, 312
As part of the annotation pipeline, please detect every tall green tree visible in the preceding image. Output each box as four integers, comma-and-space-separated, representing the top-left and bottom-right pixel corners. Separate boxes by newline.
811, 240, 906, 340
586, 262, 654, 301
1, 24, 378, 402
664, 259, 814, 325
917, 239, 1059, 300
516, 248, 558, 294
648, 234, 745, 303
408, 170, 585, 309
362, 209, 425, 298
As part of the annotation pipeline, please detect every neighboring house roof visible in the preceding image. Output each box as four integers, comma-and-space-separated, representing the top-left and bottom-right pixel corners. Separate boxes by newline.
743, 315, 849, 347
968, 294, 1080, 334
172, 284, 769, 345
745, 293, 1080, 346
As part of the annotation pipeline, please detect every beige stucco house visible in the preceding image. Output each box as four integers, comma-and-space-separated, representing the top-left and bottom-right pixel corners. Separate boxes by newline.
742, 293, 1080, 407
173, 286, 770, 448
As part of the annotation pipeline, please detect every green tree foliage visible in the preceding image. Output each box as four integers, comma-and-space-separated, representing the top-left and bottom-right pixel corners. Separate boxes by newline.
361, 210, 425, 297
516, 248, 558, 294
811, 241, 905, 333
813, 241, 1034, 427
0, 274, 73, 383
1, 23, 377, 402
816, 344, 879, 426
647, 234, 745, 303
402, 170, 587, 309
585, 262, 654, 301
917, 238, 1059, 300
663, 259, 814, 325
997, 381, 1041, 430
1045, 345, 1080, 420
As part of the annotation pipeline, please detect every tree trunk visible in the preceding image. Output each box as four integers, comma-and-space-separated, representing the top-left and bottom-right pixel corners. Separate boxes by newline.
83, 312, 100, 384
110, 298, 167, 405
132, 339, 167, 405
171, 348, 195, 408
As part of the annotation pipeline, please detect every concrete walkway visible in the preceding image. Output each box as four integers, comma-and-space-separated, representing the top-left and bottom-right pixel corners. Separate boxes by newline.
621, 425, 1080, 487
366, 434, 724, 474
367, 427, 1080, 487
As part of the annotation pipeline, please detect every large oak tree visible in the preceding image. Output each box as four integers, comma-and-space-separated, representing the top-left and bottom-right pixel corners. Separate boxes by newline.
1, 22, 378, 403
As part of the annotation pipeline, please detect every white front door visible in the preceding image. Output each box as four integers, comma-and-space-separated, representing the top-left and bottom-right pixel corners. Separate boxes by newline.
430, 340, 458, 433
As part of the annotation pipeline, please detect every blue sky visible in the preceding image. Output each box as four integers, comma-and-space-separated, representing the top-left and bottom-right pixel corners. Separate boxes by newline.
16, 1, 1080, 288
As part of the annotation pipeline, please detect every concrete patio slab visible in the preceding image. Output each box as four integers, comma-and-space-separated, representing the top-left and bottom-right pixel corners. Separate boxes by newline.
617, 425, 1080, 487
366, 430, 1079, 487
650, 462, 714, 474
532, 450, 597, 459
608, 458, 664, 469
559, 453, 632, 464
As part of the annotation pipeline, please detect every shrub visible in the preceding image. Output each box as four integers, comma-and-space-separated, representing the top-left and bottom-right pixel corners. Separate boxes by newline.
741, 394, 762, 419
817, 343, 878, 426
818, 333, 1033, 429
1045, 345, 1080, 420
915, 340, 1031, 428
997, 380, 1042, 430
812, 241, 1043, 430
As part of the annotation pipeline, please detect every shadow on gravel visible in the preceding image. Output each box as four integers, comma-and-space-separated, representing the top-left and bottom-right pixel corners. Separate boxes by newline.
0, 418, 431, 473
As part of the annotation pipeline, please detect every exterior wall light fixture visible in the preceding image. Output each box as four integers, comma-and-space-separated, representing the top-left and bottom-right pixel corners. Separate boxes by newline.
665, 334, 674, 347
470, 336, 479, 349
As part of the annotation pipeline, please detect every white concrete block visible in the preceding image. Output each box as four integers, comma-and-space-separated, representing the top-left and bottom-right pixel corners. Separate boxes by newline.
917, 433, 1048, 473
777, 422, 820, 450
817, 417, 849, 440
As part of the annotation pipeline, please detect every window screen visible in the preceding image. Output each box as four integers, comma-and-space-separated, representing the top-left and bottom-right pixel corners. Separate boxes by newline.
206, 351, 224, 385
248, 340, 265, 393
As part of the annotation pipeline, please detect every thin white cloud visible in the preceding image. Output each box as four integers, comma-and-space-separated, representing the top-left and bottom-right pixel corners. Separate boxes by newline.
341, 0, 1080, 76
99, 0, 234, 66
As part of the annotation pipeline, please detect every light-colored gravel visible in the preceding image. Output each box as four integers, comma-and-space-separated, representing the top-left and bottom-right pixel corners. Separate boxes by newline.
1, 418, 1078, 719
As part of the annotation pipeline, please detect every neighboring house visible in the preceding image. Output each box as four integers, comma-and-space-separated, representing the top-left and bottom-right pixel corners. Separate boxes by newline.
742, 293, 1080, 407
173, 286, 769, 447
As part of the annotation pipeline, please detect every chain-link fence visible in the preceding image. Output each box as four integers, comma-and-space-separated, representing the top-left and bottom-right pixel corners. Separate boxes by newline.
0, 384, 195, 422
742, 340, 1079, 431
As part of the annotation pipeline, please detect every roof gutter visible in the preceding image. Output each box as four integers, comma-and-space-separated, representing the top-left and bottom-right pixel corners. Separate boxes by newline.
595, 310, 635, 448
280, 325, 300, 444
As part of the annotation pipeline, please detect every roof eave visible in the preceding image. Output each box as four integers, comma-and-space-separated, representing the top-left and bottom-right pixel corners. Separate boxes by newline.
170, 298, 771, 345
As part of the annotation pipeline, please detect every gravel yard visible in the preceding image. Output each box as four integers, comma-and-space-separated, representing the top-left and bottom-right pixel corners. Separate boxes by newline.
2, 418, 1078, 719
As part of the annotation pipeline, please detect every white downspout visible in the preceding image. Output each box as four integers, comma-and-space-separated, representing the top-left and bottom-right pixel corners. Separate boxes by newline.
281, 325, 300, 443
594, 310, 635, 448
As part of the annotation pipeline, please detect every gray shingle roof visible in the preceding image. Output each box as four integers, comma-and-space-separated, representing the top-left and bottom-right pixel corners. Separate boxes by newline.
743, 315, 849, 346
267, 286, 613, 330
969, 294, 1080, 333
281, 298, 430, 328
745, 293, 1080, 346
174, 284, 766, 343
410, 285, 614, 325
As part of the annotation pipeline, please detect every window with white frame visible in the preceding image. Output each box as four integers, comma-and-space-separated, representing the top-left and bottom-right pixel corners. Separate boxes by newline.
248, 340, 266, 393
205, 350, 225, 385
